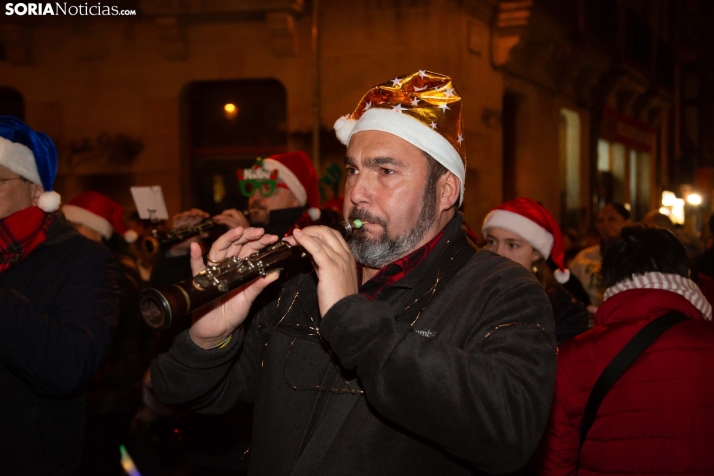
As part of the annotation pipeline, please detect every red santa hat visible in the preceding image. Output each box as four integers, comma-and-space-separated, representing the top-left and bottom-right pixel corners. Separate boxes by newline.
62, 191, 138, 243
482, 197, 570, 284
263, 151, 321, 221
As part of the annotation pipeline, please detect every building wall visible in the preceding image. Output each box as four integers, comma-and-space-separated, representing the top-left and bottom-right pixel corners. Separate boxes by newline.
0, 0, 512, 229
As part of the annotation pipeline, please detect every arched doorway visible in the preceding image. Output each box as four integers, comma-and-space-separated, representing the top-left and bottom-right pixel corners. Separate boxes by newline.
182, 79, 288, 214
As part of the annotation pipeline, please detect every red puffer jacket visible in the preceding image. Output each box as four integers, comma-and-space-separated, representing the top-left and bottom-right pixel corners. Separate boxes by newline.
536, 288, 714, 475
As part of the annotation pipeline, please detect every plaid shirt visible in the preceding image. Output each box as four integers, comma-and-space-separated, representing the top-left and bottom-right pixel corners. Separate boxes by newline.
358, 229, 445, 300
0, 207, 53, 273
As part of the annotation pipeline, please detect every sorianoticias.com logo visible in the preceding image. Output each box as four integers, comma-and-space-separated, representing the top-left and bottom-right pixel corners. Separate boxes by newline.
4, 3, 137, 16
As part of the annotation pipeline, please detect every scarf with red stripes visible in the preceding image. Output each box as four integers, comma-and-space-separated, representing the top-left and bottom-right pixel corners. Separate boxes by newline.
0, 207, 53, 273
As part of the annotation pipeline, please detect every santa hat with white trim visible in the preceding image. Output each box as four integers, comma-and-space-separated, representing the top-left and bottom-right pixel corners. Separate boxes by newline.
482, 197, 571, 284
62, 191, 138, 243
333, 70, 466, 204
0, 116, 61, 212
262, 151, 321, 221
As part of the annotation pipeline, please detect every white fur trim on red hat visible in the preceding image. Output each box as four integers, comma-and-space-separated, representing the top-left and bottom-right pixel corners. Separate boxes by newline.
62, 204, 113, 239
482, 209, 554, 259
554, 269, 570, 284
0, 136, 42, 185
333, 108, 465, 204
262, 158, 307, 206
124, 229, 139, 243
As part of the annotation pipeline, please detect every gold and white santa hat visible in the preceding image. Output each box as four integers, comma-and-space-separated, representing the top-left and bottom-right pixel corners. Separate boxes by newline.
333, 70, 466, 203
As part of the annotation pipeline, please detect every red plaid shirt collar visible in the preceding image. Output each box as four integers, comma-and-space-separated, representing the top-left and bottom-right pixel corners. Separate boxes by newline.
357, 228, 445, 300
0, 207, 53, 273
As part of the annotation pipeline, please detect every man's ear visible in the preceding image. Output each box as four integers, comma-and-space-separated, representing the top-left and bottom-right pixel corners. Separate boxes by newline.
438, 172, 460, 212
29, 183, 44, 206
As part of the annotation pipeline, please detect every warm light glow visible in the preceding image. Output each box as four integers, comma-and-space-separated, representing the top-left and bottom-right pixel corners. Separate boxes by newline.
659, 207, 671, 216
661, 191, 677, 207
223, 103, 238, 119
670, 198, 685, 225
687, 193, 702, 206
120, 445, 141, 476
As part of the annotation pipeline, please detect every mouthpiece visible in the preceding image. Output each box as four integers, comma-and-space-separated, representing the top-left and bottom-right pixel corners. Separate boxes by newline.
352, 219, 368, 229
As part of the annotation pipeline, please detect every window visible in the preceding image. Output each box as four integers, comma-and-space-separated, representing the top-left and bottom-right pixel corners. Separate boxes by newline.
559, 108, 581, 228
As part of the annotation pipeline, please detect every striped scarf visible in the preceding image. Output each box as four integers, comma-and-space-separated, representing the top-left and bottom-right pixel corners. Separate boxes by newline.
604, 272, 712, 320
0, 207, 53, 273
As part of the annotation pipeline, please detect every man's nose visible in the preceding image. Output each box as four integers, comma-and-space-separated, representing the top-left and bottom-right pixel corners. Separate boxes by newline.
347, 173, 371, 205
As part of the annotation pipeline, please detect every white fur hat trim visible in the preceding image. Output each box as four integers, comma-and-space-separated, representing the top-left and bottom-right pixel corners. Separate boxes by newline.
333, 108, 465, 204
482, 209, 554, 259
38, 191, 61, 213
0, 136, 42, 185
62, 204, 113, 239
263, 158, 307, 206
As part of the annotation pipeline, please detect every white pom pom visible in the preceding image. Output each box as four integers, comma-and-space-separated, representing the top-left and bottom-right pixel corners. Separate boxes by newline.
37, 190, 61, 213
554, 268, 571, 284
307, 207, 321, 221
333, 115, 356, 145
124, 229, 139, 243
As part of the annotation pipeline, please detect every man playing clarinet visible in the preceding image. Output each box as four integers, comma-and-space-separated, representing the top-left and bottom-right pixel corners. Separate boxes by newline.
151, 71, 556, 475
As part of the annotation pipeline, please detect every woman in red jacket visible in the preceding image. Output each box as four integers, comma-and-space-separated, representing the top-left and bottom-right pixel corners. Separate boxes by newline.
536, 224, 714, 475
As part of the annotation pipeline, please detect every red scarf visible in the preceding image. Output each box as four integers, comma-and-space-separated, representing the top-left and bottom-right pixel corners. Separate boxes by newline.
0, 207, 53, 273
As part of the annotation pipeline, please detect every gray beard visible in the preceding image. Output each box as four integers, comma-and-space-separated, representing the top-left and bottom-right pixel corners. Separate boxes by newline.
348, 187, 436, 269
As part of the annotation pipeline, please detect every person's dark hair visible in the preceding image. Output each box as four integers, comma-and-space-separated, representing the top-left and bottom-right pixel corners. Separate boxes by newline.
604, 202, 631, 221
422, 150, 452, 205
708, 213, 714, 236
602, 223, 689, 288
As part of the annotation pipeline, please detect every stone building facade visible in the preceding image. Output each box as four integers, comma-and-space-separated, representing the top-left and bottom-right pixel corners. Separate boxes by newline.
0, 0, 710, 235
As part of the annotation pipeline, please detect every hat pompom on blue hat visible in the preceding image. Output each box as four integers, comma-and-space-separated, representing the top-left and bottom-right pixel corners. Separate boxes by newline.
0, 116, 61, 212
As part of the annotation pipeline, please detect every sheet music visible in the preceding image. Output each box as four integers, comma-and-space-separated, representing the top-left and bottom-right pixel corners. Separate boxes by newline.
130, 186, 169, 221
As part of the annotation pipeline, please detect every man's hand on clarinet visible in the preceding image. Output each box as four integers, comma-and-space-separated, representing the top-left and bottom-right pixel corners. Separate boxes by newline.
188, 227, 280, 349
213, 208, 250, 229
287, 226, 359, 318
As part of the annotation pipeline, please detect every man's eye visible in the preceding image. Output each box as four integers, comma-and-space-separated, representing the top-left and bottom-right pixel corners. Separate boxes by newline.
508, 243, 519, 249
346, 167, 358, 175
381, 168, 394, 175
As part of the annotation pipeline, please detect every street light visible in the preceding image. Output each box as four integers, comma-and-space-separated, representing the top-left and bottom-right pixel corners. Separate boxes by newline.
687, 193, 703, 206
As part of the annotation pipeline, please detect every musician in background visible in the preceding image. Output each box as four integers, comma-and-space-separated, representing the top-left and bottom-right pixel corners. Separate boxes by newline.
149, 151, 334, 289
62, 191, 155, 476
0, 117, 118, 474
151, 71, 557, 474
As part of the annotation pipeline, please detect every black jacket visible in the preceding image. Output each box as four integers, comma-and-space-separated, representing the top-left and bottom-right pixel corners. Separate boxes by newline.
151, 214, 557, 475
545, 281, 590, 345
0, 213, 119, 475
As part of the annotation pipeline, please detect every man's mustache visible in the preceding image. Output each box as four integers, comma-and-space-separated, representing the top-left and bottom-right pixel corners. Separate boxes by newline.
348, 208, 387, 229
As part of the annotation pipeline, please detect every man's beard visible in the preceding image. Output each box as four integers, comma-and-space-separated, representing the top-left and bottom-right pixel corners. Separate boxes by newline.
348, 180, 437, 269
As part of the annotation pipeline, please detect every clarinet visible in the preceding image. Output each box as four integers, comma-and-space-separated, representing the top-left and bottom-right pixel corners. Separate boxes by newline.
142, 219, 220, 255
140, 220, 365, 330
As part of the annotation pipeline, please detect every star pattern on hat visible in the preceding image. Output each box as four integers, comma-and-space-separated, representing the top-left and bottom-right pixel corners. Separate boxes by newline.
340, 70, 466, 160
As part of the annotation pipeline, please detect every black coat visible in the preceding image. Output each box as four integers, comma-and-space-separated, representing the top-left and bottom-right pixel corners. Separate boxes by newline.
152, 214, 557, 475
545, 281, 590, 345
0, 213, 119, 475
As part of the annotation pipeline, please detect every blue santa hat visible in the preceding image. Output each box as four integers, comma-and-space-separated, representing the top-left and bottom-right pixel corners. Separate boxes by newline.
0, 116, 61, 212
